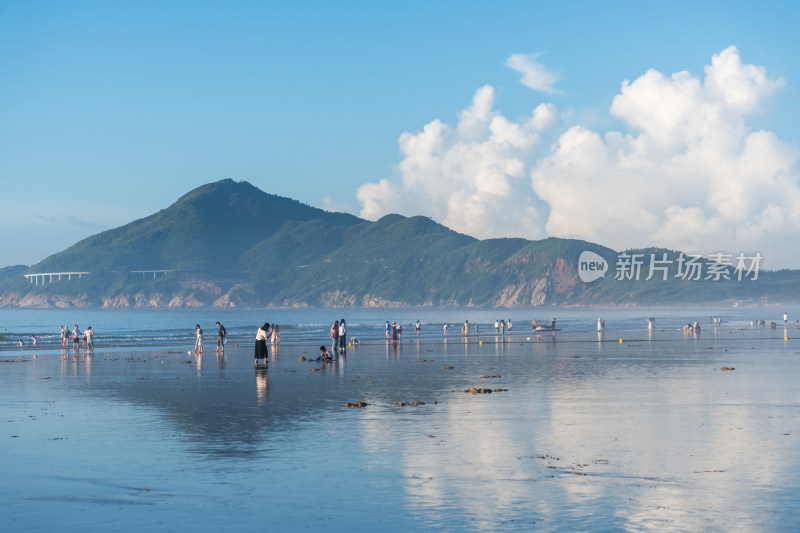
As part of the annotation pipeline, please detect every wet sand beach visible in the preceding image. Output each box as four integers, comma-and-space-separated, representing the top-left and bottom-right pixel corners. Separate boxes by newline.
2, 326, 800, 531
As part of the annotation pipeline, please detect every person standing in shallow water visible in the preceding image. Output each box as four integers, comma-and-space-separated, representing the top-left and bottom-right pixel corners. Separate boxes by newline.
330, 320, 340, 350
338, 319, 347, 351
72, 325, 81, 348
255, 323, 270, 367
215, 321, 226, 352
193, 324, 204, 353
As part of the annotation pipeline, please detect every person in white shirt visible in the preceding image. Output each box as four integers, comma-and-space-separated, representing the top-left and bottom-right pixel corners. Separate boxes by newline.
194, 324, 203, 353
72, 325, 81, 348
255, 323, 270, 367
339, 319, 347, 351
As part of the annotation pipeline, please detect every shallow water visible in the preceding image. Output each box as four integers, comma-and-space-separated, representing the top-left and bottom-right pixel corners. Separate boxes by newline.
1, 305, 794, 349
2, 309, 800, 531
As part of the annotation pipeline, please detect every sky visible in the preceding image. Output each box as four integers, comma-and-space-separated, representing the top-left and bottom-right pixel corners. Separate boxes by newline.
2, 1, 800, 268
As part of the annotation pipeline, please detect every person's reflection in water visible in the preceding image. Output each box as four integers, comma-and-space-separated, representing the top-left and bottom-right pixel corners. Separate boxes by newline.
216, 351, 226, 370
271, 343, 281, 362
255, 367, 268, 405
83, 350, 92, 377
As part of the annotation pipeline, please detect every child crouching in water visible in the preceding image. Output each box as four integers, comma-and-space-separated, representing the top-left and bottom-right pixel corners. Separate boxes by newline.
317, 346, 333, 361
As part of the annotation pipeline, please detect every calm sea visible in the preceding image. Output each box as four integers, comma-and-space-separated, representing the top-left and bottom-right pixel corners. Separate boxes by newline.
0, 307, 800, 350
3, 305, 800, 531
2, 306, 797, 351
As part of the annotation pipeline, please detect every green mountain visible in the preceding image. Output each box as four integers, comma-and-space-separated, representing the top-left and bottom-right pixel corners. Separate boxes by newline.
1, 179, 798, 308
31, 179, 361, 273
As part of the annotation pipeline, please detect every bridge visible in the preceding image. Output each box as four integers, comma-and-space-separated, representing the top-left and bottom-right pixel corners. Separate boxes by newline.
24, 272, 90, 285
24, 269, 177, 284
130, 269, 175, 279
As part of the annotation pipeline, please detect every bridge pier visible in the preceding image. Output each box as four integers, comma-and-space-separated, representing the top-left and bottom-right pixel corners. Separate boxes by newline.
24, 272, 90, 285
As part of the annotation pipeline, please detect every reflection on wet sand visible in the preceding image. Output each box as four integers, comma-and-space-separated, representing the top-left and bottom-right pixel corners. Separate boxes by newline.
59, 348, 93, 379
255, 368, 268, 404
358, 331, 800, 531
3, 327, 799, 531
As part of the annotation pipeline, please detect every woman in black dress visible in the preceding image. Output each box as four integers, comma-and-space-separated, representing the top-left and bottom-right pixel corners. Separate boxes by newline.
255, 322, 270, 367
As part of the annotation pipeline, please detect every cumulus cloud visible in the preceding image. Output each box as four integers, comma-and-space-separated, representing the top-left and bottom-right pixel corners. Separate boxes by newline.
357, 46, 800, 268
357, 85, 556, 240
532, 45, 796, 267
505, 53, 563, 95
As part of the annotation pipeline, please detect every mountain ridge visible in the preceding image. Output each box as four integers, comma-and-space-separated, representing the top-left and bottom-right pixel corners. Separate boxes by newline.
2, 179, 798, 308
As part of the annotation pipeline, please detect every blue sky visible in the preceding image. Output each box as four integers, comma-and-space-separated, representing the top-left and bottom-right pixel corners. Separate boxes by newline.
2, 1, 799, 267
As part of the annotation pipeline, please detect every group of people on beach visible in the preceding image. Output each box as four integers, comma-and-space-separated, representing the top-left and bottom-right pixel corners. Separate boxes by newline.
198, 311, 800, 369
387, 319, 431, 340
60, 324, 93, 348
19, 311, 800, 356
190, 321, 280, 366
330, 319, 348, 351
683, 322, 701, 333
750, 312, 799, 329
17, 335, 37, 347
385, 320, 403, 342
494, 319, 512, 334
317, 321, 358, 361
192, 322, 228, 354
253, 322, 283, 366
13, 324, 94, 349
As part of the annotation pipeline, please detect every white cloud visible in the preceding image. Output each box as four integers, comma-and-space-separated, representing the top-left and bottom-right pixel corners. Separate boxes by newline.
357, 46, 800, 268
533, 45, 797, 267
505, 53, 563, 95
357, 85, 556, 240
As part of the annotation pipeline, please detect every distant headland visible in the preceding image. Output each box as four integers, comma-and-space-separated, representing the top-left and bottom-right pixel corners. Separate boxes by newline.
1, 179, 798, 309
